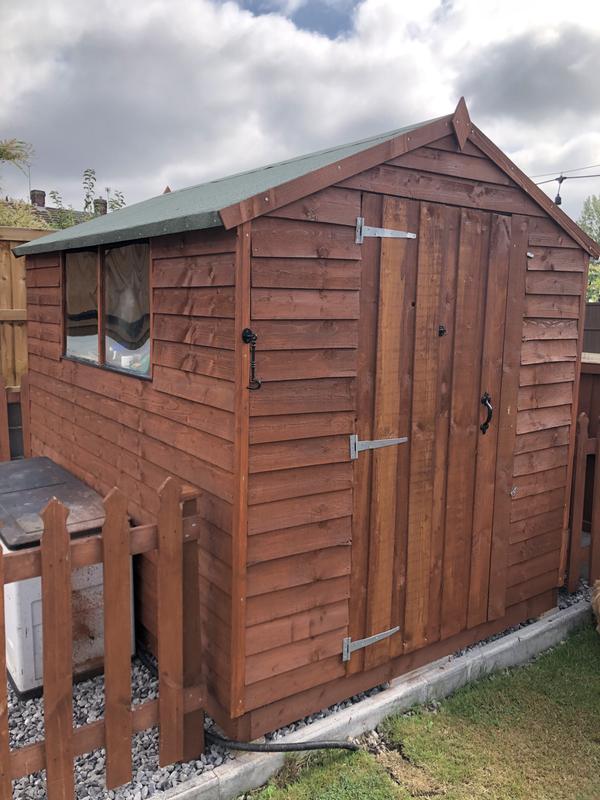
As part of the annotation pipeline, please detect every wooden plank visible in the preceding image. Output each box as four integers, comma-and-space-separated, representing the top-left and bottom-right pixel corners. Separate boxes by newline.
514, 426, 570, 454
258, 348, 356, 381
517, 382, 573, 410
403, 202, 452, 651
567, 413, 588, 592
40, 498, 74, 800
364, 196, 417, 666
252, 319, 358, 350
511, 487, 565, 523
157, 478, 184, 766
388, 146, 513, 185
245, 627, 346, 685
246, 576, 350, 627
340, 165, 544, 218
423, 205, 460, 647
248, 462, 353, 505
520, 361, 576, 386
250, 378, 355, 416
251, 218, 361, 260
153, 314, 235, 349
247, 517, 351, 564
251, 257, 361, 289
0, 379, 9, 461
153, 341, 234, 380
525, 271, 582, 296
521, 319, 578, 341
252, 288, 359, 320
521, 339, 577, 364
513, 466, 568, 498
441, 209, 490, 639
152, 227, 237, 259
510, 508, 565, 543
154, 365, 234, 411
0, 550, 12, 799
182, 504, 205, 760
513, 445, 569, 476
152, 253, 235, 287
246, 600, 349, 656
488, 215, 529, 621
250, 411, 355, 444
524, 294, 579, 319
153, 287, 235, 318
516, 405, 572, 434
247, 546, 351, 597
231, 221, 251, 718
509, 529, 562, 566
102, 488, 133, 789
267, 186, 361, 226
468, 214, 511, 629
248, 489, 353, 535
507, 549, 561, 586
0, 309, 26, 321
527, 247, 586, 272
425, 135, 487, 159
249, 436, 348, 473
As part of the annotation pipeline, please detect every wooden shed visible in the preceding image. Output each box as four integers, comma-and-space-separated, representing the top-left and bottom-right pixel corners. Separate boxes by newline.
14, 99, 600, 739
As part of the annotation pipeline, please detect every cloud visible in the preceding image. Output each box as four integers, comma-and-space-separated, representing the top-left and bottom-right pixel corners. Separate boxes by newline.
0, 0, 599, 221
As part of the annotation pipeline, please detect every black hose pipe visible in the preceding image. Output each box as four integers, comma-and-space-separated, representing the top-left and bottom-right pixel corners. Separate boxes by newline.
206, 730, 359, 753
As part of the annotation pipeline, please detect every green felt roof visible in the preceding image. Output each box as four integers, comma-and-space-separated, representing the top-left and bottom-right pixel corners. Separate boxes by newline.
14, 117, 439, 256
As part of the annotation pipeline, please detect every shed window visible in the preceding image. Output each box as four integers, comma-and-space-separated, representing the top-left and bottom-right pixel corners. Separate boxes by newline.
63, 242, 150, 377
65, 251, 99, 363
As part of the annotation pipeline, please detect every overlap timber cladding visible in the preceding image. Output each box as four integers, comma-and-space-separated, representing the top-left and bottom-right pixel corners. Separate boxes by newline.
243, 134, 587, 717
25, 227, 237, 722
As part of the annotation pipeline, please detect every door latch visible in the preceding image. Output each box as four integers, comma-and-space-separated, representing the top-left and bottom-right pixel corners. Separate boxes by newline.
242, 328, 262, 390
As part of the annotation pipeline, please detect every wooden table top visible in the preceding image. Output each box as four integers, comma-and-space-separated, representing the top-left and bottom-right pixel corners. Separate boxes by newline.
0, 457, 104, 550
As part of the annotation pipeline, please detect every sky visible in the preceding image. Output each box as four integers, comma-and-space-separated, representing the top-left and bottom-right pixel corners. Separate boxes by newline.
1, 0, 599, 221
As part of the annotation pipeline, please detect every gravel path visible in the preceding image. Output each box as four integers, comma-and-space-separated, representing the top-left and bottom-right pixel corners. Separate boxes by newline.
9, 581, 591, 798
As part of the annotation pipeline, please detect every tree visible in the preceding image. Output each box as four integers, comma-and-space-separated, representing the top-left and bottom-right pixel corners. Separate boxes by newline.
0, 138, 33, 176
578, 195, 600, 302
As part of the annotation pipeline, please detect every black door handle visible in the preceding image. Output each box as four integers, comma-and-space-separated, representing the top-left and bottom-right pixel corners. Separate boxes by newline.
480, 392, 493, 434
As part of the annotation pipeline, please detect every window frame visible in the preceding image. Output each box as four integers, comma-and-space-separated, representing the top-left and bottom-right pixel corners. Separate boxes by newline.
61, 241, 152, 380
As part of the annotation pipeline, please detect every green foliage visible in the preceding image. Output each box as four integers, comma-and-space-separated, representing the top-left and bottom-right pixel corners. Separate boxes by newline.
0, 199, 49, 230
0, 138, 33, 177
48, 190, 85, 229
108, 189, 126, 211
82, 168, 97, 213
579, 195, 600, 300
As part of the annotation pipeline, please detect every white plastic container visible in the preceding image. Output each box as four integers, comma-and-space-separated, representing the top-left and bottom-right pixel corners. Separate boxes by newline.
2, 539, 134, 695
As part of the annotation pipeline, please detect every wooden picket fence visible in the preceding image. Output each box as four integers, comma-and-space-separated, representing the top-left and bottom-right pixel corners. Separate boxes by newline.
567, 411, 600, 591
0, 478, 204, 799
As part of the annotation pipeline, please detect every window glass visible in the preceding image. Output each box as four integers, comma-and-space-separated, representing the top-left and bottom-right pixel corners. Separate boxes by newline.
65, 250, 99, 362
104, 243, 150, 375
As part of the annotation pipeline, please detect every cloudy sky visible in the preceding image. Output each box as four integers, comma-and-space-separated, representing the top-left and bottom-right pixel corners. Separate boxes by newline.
1, 0, 599, 220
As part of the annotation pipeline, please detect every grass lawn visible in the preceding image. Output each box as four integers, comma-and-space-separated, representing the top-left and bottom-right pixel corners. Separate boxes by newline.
247, 624, 600, 800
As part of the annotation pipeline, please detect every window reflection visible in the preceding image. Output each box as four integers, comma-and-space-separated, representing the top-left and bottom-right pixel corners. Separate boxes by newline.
65, 250, 99, 363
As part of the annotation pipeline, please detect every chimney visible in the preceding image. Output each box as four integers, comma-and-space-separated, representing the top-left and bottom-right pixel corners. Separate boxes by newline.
163, 185, 172, 194
93, 198, 108, 215
30, 189, 46, 207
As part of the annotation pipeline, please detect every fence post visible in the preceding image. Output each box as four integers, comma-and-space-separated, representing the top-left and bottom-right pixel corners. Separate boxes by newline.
0, 550, 12, 800
20, 373, 31, 458
590, 420, 600, 585
567, 413, 589, 592
0, 379, 9, 462
157, 478, 184, 767
182, 496, 204, 761
102, 488, 133, 789
41, 498, 74, 800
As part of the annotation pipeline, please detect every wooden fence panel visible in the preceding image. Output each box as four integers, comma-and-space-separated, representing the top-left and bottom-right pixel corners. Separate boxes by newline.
0, 479, 204, 794
0, 235, 29, 389
41, 498, 75, 800
102, 488, 133, 788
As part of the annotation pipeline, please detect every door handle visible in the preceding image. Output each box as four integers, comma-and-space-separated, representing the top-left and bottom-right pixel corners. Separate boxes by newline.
480, 392, 493, 434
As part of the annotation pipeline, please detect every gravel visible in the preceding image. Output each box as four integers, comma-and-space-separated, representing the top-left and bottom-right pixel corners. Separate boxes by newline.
8, 582, 591, 798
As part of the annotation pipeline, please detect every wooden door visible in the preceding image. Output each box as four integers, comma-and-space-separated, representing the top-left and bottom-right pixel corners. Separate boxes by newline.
348, 194, 528, 673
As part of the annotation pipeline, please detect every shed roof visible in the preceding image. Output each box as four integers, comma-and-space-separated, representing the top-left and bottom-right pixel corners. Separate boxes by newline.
14, 100, 600, 258
13, 117, 436, 257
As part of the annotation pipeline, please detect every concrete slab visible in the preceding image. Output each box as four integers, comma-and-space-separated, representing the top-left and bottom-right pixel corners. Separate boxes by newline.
163, 600, 591, 800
